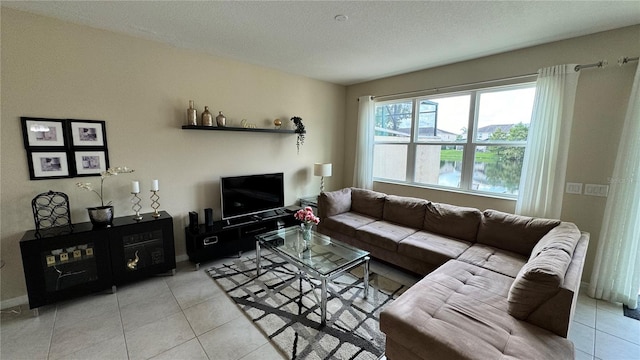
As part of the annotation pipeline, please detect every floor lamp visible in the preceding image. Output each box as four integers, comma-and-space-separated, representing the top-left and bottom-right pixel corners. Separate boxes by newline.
314, 163, 332, 193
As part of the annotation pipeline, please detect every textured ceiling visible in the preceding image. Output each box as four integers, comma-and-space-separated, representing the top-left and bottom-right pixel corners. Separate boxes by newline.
3, 1, 640, 85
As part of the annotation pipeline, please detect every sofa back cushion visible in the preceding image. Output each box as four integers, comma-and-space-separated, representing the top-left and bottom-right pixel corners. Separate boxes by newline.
423, 202, 482, 242
351, 188, 386, 219
318, 188, 352, 219
507, 247, 572, 320
529, 222, 581, 262
477, 210, 560, 256
383, 195, 428, 228
507, 222, 581, 321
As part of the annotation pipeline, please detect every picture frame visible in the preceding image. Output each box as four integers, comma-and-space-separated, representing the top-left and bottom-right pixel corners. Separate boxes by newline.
69, 120, 107, 147
27, 151, 71, 180
74, 150, 109, 176
21, 117, 67, 148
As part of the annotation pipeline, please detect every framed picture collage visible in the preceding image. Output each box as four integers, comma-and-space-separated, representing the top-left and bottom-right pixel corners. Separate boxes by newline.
21, 117, 109, 180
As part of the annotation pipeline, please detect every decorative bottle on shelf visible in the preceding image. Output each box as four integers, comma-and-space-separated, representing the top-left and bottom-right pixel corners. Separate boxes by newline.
187, 100, 197, 126
201, 106, 213, 126
216, 111, 226, 127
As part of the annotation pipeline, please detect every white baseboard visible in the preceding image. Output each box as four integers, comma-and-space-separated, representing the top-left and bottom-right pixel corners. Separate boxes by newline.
1, 295, 28, 310
176, 254, 189, 263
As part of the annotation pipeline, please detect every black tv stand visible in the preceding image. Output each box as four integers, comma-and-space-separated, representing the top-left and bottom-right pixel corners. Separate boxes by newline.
185, 208, 299, 270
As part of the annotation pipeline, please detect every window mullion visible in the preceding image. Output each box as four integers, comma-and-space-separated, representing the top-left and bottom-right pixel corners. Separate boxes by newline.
460, 92, 477, 190
406, 99, 418, 182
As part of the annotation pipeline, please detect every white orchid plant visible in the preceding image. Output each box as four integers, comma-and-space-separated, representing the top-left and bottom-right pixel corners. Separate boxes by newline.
76, 166, 135, 207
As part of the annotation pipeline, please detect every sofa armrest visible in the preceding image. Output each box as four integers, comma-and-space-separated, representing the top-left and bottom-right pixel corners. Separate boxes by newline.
318, 188, 352, 219
525, 231, 589, 337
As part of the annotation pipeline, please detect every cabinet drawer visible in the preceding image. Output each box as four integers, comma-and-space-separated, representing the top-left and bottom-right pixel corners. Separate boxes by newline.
240, 223, 272, 238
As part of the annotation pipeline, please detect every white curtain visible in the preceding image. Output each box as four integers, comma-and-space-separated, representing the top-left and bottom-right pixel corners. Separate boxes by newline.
516, 65, 580, 218
353, 95, 374, 189
588, 63, 640, 309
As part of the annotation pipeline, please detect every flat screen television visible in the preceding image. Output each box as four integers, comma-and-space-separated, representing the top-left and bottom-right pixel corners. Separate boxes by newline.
220, 172, 284, 220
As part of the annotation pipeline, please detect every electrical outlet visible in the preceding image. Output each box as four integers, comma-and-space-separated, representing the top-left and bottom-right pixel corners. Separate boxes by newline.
584, 184, 609, 197
565, 182, 583, 194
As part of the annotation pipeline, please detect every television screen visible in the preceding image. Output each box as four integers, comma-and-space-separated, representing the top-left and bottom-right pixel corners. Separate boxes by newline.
220, 172, 284, 220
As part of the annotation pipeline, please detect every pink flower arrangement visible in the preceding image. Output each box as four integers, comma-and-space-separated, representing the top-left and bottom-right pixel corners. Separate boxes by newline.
294, 206, 320, 225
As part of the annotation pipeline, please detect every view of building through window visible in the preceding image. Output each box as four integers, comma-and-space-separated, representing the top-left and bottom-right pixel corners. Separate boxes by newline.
373, 83, 536, 196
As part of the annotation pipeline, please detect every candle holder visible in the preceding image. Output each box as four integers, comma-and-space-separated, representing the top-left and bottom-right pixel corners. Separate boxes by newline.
150, 190, 160, 218
130, 192, 143, 221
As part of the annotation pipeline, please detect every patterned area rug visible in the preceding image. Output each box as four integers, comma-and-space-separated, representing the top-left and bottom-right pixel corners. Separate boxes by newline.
207, 251, 407, 359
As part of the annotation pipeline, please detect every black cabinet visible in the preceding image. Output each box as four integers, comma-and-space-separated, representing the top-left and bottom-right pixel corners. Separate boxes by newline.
20, 211, 175, 310
20, 227, 112, 310
108, 213, 175, 284
185, 209, 299, 269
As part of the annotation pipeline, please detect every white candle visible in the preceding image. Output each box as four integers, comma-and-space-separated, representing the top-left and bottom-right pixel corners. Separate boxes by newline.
131, 181, 140, 194
152, 179, 159, 191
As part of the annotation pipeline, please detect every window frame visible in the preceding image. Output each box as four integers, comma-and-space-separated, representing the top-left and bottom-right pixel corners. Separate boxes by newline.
372, 82, 536, 199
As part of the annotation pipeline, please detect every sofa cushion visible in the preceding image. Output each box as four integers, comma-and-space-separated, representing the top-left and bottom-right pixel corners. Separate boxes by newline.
320, 212, 377, 238
381, 260, 574, 360
318, 188, 351, 219
508, 247, 572, 320
383, 195, 428, 229
351, 188, 386, 219
398, 231, 471, 267
355, 221, 416, 252
529, 222, 581, 262
477, 210, 561, 256
423, 202, 482, 242
457, 244, 528, 278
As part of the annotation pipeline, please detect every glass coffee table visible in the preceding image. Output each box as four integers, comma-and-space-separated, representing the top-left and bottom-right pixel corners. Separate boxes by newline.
255, 226, 370, 325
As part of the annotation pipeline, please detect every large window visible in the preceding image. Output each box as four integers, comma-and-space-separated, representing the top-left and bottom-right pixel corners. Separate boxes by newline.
373, 83, 536, 197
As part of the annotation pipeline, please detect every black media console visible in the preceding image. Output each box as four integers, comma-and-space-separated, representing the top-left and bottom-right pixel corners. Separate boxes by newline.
20, 211, 175, 311
185, 207, 299, 270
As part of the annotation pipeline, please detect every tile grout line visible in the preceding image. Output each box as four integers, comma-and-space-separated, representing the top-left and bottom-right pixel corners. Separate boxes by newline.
595, 302, 640, 347
114, 288, 131, 360
165, 276, 211, 359
46, 305, 58, 360
168, 266, 211, 355
593, 306, 598, 359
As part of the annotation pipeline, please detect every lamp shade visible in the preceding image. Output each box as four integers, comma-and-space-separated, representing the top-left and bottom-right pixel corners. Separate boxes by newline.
314, 163, 332, 177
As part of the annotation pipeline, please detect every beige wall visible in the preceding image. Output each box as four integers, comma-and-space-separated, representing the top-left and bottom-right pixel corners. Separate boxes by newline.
0, 9, 346, 302
346, 25, 640, 283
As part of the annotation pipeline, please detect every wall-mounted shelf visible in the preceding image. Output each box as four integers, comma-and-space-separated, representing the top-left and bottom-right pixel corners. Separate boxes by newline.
181, 125, 295, 134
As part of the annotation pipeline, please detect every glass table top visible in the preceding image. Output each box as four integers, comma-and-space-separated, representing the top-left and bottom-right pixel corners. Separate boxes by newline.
256, 226, 369, 276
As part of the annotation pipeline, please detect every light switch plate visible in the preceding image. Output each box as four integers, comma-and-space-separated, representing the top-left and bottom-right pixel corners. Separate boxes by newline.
565, 182, 583, 194
584, 184, 609, 197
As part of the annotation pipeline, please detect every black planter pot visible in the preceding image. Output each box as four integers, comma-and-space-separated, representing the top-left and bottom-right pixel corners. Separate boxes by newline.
87, 206, 114, 227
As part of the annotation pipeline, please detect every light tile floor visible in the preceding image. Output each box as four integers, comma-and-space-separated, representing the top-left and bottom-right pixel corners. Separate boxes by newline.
1, 252, 638, 360
569, 289, 640, 360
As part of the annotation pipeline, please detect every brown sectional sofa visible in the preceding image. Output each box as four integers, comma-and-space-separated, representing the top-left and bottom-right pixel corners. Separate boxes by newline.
317, 187, 589, 360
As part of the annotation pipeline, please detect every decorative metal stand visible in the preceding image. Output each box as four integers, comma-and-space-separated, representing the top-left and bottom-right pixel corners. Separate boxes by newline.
31, 190, 73, 232
131, 192, 143, 221
150, 190, 161, 218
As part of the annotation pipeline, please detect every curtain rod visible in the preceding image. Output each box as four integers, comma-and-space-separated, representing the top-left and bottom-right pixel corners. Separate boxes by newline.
372, 59, 608, 101
372, 73, 537, 100
574, 60, 607, 72
618, 56, 639, 66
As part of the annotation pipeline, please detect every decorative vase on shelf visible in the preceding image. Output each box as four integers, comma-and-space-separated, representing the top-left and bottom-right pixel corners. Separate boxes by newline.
87, 205, 114, 227
202, 106, 213, 126
216, 111, 226, 127
187, 100, 197, 126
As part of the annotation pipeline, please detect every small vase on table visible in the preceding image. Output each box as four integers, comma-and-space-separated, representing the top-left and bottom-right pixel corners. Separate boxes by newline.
301, 222, 313, 242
